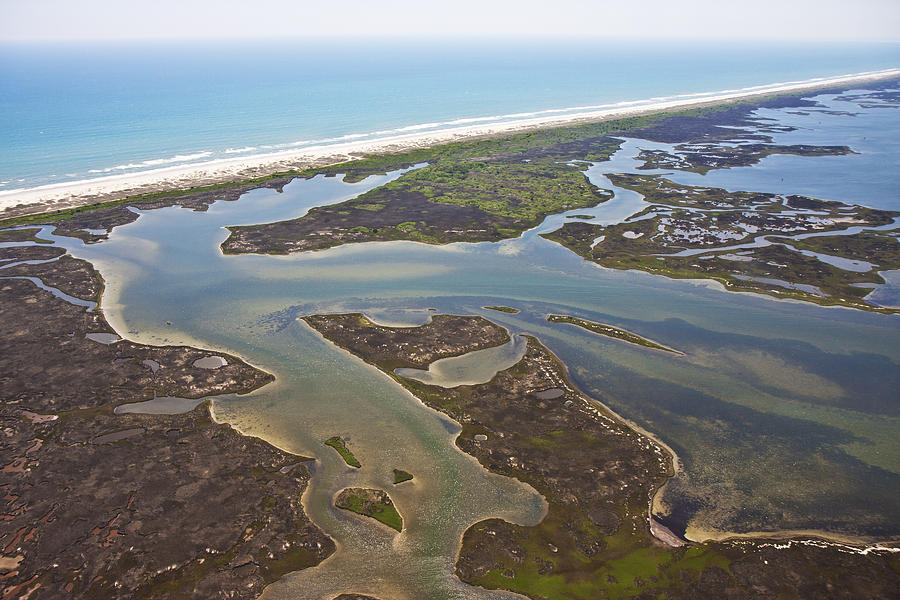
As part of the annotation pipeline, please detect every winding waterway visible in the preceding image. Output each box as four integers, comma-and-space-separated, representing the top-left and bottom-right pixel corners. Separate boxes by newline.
40, 89, 899, 598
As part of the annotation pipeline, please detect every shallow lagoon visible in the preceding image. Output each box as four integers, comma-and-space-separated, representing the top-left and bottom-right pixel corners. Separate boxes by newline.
52, 92, 899, 598
395, 334, 528, 388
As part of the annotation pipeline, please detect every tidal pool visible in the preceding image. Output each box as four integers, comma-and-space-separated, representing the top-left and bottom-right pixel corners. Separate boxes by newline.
192, 355, 227, 369
45, 93, 900, 597
534, 388, 565, 400
85, 332, 121, 345
114, 396, 206, 415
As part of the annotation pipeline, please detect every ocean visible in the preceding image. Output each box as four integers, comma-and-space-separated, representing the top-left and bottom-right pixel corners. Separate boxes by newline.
1, 38, 898, 192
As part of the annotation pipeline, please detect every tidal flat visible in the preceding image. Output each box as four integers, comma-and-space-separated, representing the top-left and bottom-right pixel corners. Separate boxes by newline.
1, 79, 899, 599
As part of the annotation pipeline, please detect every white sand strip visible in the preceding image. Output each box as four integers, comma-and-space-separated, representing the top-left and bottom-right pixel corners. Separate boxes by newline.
2, 68, 897, 219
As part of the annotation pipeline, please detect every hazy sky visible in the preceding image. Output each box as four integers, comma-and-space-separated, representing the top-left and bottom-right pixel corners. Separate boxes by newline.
1, 0, 898, 42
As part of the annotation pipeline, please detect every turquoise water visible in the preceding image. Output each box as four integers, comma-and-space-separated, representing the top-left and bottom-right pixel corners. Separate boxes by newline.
1, 39, 898, 191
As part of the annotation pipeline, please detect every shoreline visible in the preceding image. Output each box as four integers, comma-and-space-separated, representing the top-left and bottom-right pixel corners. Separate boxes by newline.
688, 525, 900, 549
2, 67, 898, 220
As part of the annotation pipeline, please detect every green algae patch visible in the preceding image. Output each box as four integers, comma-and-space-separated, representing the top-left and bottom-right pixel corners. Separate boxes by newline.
393, 469, 414, 484
335, 487, 403, 532
547, 314, 682, 355
325, 436, 361, 468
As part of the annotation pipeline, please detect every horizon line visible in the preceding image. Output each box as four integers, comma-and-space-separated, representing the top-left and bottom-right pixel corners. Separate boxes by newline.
2, 34, 900, 44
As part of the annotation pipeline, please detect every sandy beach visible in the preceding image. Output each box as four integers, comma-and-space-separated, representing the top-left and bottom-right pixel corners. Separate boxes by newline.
2, 68, 897, 220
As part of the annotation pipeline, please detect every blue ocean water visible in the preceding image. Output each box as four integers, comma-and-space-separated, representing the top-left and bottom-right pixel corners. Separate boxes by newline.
0, 39, 898, 192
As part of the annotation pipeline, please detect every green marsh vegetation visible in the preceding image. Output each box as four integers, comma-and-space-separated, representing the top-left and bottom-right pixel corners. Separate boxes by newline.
334, 488, 403, 532
324, 436, 361, 468
0, 227, 52, 244
484, 305, 520, 314
392, 469, 414, 484
547, 314, 682, 354
543, 174, 899, 313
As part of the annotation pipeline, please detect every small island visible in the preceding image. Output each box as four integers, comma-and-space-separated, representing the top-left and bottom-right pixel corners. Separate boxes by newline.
325, 436, 362, 468
483, 305, 520, 314
547, 314, 683, 354
334, 488, 403, 532
392, 469, 414, 484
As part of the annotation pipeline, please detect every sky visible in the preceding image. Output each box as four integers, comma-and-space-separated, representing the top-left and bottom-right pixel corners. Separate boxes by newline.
1, 0, 898, 42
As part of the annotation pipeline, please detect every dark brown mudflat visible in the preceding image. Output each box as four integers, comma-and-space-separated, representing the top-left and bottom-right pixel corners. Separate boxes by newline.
0, 247, 334, 599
